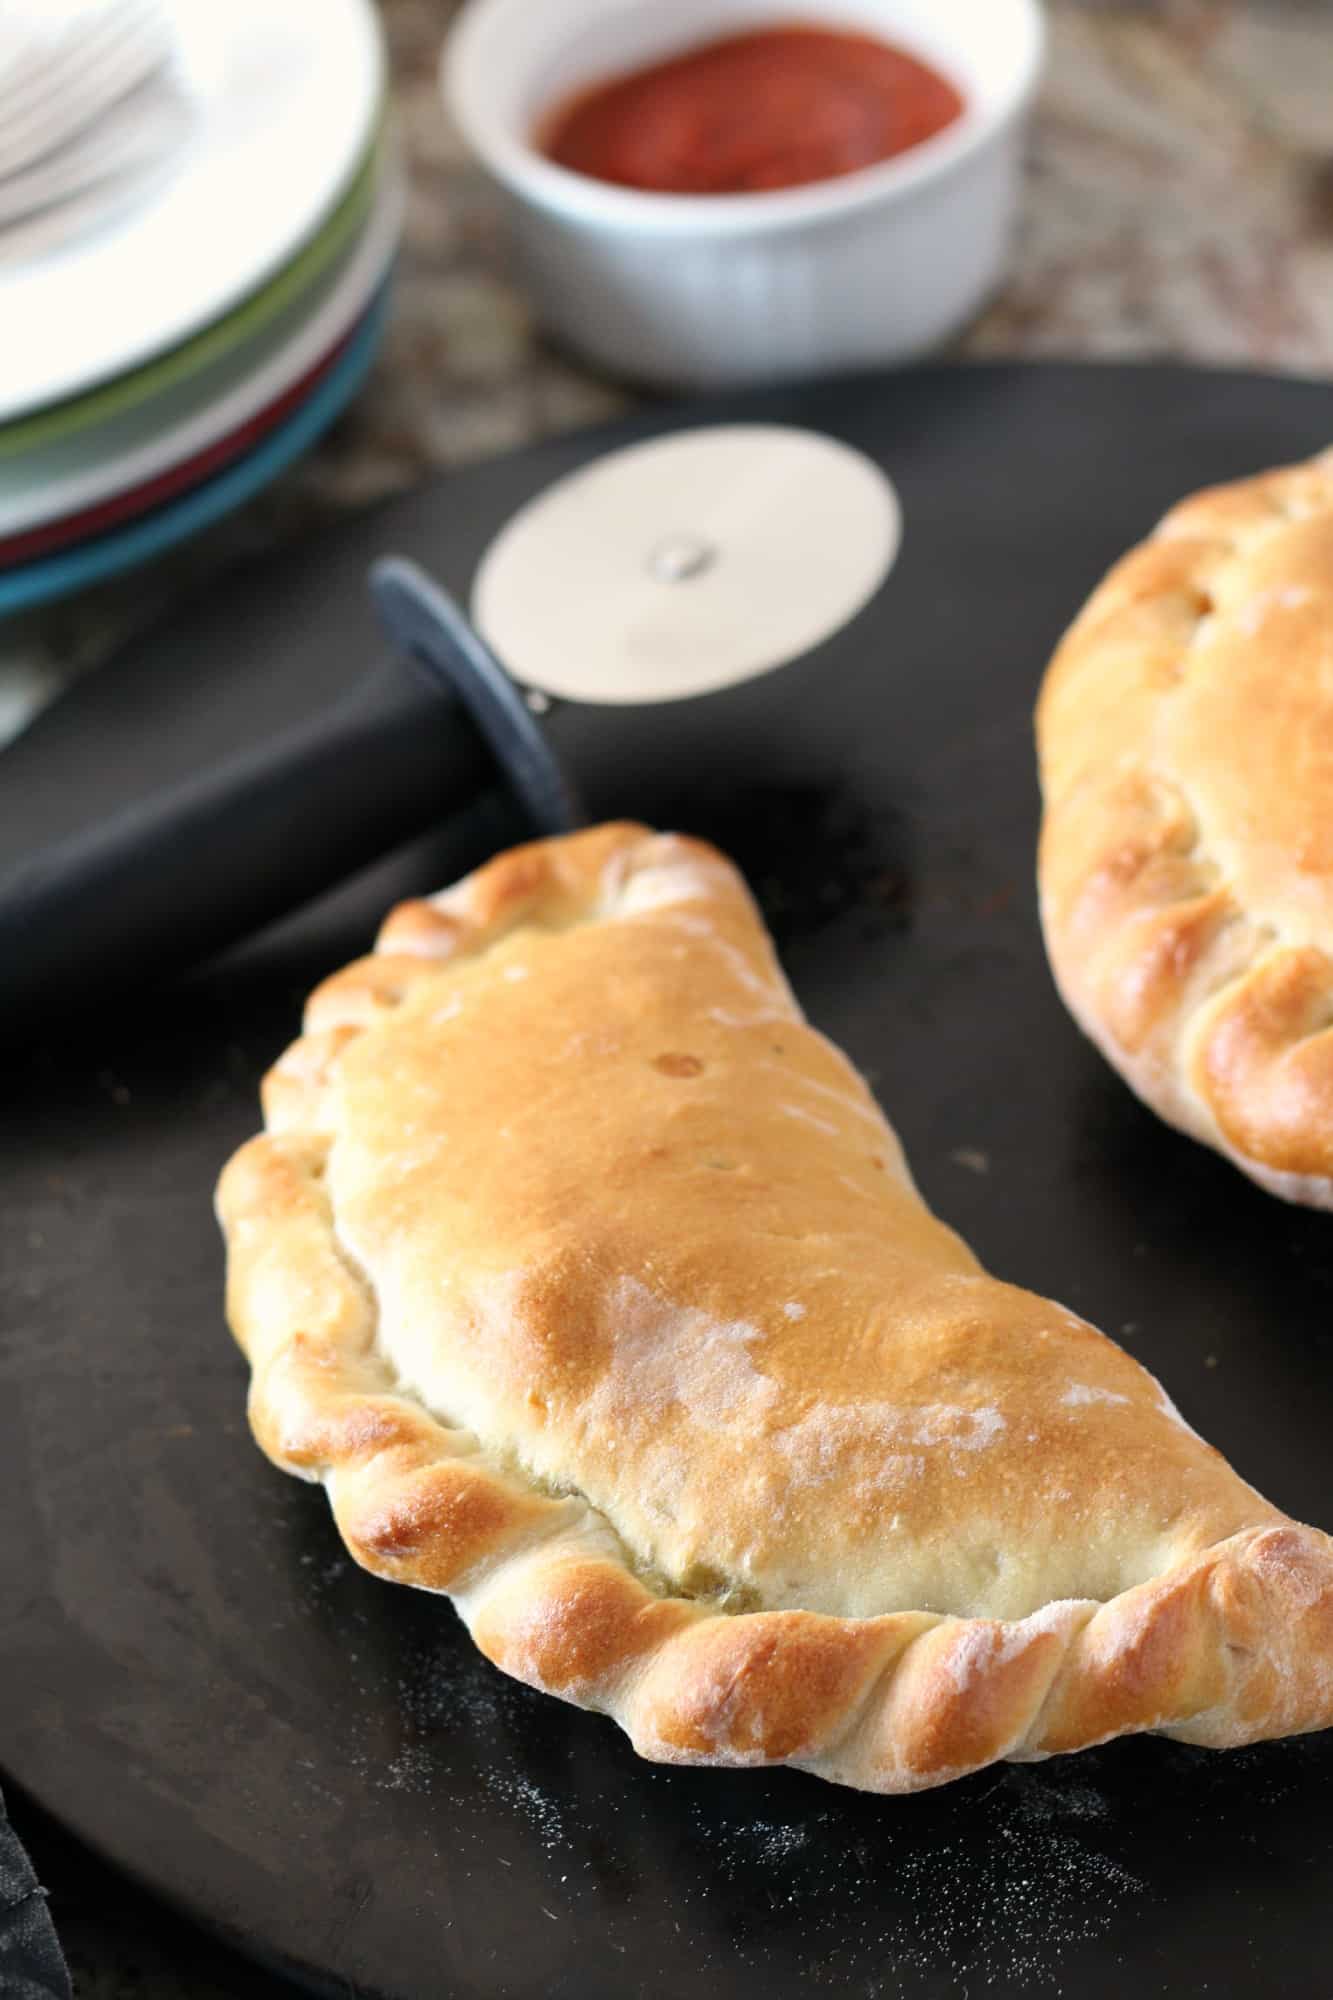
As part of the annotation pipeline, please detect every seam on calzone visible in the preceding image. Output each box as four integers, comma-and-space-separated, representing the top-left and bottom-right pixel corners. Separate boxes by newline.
217, 823, 1333, 1793
1037, 448, 1333, 1205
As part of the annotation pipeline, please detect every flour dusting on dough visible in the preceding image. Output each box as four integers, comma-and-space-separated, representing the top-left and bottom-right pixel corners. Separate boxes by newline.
1062, 1384, 1130, 1408
617, 854, 738, 915
592, 1276, 777, 1439
759, 1059, 889, 1131
774, 1403, 926, 1492
1150, 1377, 1206, 1443
912, 1404, 1007, 1450
1237, 582, 1314, 634
772, 1400, 1008, 1495
1253, 1533, 1330, 1613
780, 1102, 840, 1136
943, 1600, 1086, 1697
941, 1622, 1014, 1698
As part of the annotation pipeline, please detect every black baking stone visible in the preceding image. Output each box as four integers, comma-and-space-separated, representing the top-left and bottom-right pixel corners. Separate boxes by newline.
3, 364, 1332, 2000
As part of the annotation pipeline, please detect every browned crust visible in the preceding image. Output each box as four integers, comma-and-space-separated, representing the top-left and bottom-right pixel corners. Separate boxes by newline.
1036, 450, 1333, 1205
217, 825, 1333, 1793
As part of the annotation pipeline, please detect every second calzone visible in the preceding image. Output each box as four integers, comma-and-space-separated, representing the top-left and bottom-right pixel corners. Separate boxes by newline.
1038, 449, 1333, 1205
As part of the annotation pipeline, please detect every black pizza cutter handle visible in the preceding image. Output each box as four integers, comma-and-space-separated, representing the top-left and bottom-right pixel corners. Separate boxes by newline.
0, 560, 584, 1040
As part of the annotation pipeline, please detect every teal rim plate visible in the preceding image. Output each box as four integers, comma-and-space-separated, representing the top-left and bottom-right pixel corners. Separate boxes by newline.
0, 284, 391, 618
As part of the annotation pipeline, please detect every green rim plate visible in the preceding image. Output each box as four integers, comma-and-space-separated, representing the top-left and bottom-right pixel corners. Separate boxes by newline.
0, 120, 385, 464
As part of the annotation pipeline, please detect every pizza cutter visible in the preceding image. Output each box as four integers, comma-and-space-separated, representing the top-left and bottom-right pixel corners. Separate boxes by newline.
0, 426, 899, 1035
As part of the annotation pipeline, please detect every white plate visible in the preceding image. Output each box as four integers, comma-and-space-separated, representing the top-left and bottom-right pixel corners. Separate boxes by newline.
0, 165, 403, 537
0, 0, 384, 425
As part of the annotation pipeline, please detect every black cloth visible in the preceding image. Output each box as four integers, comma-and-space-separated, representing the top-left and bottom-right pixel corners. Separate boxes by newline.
0, 1788, 71, 2000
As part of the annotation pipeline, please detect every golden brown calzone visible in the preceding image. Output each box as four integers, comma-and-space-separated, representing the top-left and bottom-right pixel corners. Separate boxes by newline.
218, 824, 1333, 1792
1038, 450, 1333, 1205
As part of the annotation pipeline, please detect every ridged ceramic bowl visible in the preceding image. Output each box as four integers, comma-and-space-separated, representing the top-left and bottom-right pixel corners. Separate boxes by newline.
443, 0, 1046, 390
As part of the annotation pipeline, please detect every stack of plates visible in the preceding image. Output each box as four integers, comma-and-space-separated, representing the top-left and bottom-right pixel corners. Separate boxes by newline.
0, 0, 397, 616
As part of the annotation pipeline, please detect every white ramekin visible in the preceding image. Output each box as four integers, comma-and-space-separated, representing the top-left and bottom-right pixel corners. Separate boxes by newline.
443, 0, 1046, 390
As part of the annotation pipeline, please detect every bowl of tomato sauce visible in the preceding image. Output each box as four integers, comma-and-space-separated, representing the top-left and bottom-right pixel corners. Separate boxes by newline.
444, 0, 1045, 389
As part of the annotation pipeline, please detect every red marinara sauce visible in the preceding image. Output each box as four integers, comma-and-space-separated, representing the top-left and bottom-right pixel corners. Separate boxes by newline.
538, 22, 965, 197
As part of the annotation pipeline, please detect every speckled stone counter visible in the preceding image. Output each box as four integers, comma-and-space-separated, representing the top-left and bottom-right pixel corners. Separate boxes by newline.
5, 1, 1333, 1991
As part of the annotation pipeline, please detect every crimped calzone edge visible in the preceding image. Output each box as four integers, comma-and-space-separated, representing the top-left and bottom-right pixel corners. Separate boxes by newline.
1037, 447, 1333, 1206
217, 823, 1333, 1794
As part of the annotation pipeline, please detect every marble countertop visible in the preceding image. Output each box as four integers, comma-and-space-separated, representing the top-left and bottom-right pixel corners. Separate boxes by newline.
7, 1, 1333, 1992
